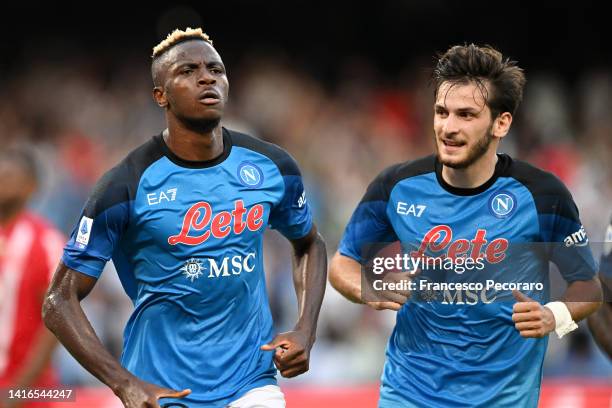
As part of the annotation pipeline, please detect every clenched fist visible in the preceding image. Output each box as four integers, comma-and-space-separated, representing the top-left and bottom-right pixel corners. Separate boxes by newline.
512, 290, 555, 338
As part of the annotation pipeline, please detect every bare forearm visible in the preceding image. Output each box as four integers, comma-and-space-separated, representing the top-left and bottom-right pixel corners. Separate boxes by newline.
292, 232, 327, 341
587, 273, 612, 357
329, 252, 363, 304
42, 266, 136, 395
11, 329, 57, 388
588, 303, 612, 358
560, 278, 603, 322
43, 296, 134, 392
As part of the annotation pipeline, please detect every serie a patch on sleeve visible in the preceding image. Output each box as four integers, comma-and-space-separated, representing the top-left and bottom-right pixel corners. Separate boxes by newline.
75, 216, 94, 250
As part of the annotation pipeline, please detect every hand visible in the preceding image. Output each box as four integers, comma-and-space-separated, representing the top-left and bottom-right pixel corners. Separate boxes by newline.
367, 271, 416, 311
366, 301, 404, 311
261, 330, 312, 378
115, 377, 191, 408
512, 290, 556, 338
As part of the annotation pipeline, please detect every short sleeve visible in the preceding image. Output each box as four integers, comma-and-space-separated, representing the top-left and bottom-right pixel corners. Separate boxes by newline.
536, 178, 597, 282
268, 154, 313, 240
338, 167, 398, 264
62, 166, 131, 279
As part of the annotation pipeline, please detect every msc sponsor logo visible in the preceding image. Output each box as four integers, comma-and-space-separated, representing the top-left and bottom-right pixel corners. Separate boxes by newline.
416, 280, 497, 304
169, 200, 264, 246
488, 191, 516, 218
181, 258, 205, 281
564, 225, 589, 247
442, 288, 497, 305
207, 252, 256, 278
180, 253, 257, 281
237, 162, 263, 187
396, 202, 427, 217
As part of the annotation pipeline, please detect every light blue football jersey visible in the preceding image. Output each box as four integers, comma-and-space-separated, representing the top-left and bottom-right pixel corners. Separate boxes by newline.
339, 154, 596, 407
63, 128, 313, 407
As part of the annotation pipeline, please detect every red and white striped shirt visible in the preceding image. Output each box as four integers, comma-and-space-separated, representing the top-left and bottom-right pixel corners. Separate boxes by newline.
0, 211, 64, 387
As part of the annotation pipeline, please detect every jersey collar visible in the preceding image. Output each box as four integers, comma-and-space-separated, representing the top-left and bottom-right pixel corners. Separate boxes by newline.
155, 127, 233, 169
434, 153, 512, 196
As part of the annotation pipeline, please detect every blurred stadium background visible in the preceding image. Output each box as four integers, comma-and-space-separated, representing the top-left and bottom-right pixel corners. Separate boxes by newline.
1, 1, 610, 406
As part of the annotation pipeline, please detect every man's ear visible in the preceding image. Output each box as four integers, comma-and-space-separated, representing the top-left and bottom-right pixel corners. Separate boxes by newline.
153, 87, 168, 108
492, 112, 513, 139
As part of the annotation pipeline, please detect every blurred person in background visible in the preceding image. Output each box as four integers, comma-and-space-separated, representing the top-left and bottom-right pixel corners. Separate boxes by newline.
329, 44, 602, 407
0, 147, 64, 408
42, 27, 326, 408
588, 215, 612, 358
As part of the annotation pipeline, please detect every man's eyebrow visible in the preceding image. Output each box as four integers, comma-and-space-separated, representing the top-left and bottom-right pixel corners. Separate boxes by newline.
170, 59, 224, 69
434, 104, 481, 113
171, 60, 199, 68
456, 107, 480, 113
206, 60, 224, 67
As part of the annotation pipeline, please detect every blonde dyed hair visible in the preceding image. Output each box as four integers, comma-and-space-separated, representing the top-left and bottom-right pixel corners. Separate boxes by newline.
152, 27, 213, 59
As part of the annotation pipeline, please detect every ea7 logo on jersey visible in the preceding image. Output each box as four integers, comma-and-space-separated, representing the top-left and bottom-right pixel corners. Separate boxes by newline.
564, 225, 589, 247
147, 188, 177, 206
397, 202, 426, 217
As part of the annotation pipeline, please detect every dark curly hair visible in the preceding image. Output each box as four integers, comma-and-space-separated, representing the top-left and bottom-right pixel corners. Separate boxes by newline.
433, 44, 526, 118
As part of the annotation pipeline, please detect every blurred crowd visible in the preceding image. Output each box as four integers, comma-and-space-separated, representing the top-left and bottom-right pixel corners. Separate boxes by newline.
1, 49, 611, 386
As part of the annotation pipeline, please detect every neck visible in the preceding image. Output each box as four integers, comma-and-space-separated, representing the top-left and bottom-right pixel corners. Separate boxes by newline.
441, 151, 499, 189
164, 115, 224, 162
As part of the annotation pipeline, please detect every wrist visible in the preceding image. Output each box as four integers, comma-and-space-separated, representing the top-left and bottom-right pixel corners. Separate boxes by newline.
544, 301, 578, 338
109, 373, 138, 397
293, 323, 317, 347
541, 306, 556, 334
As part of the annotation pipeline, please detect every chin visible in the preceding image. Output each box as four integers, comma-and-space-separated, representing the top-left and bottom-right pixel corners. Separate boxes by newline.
181, 115, 222, 133
437, 152, 470, 169
196, 104, 224, 117
197, 111, 223, 122
188, 102, 224, 121
441, 159, 470, 169
439, 158, 463, 169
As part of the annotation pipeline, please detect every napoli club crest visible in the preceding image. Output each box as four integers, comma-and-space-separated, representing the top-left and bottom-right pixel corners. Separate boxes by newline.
488, 191, 517, 218
237, 162, 263, 188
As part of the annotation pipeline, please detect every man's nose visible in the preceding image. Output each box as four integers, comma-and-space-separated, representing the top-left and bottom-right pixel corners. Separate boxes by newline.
198, 70, 216, 85
442, 114, 460, 135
